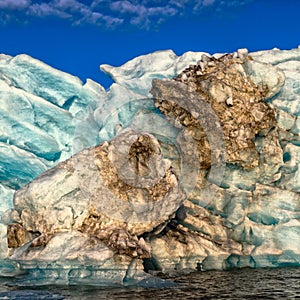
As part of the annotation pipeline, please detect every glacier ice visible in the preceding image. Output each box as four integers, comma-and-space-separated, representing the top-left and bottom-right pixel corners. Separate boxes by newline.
0, 47, 300, 285
100, 50, 209, 97
0, 54, 107, 204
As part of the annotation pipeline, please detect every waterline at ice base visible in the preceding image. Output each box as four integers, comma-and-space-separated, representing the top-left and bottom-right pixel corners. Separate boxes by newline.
0, 47, 300, 286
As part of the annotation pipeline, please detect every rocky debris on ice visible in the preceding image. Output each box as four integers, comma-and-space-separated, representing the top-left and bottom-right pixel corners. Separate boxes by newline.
153, 51, 284, 170
146, 49, 300, 272
5, 129, 185, 278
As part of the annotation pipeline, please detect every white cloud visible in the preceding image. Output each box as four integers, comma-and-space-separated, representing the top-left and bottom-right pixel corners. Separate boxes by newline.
28, 3, 71, 18
147, 6, 177, 17
0, 0, 254, 29
101, 14, 124, 27
110, 1, 142, 14
0, 0, 31, 10
109, 0, 179, 29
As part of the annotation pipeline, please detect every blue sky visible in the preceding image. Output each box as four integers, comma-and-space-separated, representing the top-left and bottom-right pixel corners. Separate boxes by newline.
0, 0, 299, 89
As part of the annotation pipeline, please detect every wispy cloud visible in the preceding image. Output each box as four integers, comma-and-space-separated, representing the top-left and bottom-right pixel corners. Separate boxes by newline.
28, 3, 72, 19
109, 0, 178, 28
0, 0, 253, 29
0, 0, 31, 10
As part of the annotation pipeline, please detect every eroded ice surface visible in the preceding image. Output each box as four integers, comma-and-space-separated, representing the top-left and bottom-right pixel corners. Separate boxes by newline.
0, 47, 300, 285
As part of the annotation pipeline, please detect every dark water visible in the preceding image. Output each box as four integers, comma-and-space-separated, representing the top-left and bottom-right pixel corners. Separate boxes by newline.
0, 267, 300, 299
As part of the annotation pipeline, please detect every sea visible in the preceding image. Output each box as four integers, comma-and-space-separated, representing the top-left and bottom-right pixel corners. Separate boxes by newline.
0, 267, 299, 299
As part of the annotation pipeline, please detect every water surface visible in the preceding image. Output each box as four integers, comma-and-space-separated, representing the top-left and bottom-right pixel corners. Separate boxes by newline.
0, 267, 299, 299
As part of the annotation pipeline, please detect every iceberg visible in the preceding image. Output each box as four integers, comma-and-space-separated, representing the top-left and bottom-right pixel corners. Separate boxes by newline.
0, 47, 300, 285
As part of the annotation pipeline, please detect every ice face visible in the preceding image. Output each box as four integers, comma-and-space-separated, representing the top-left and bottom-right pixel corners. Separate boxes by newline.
0, 48, 300, 284
100, 50, 209, 97
0, 54, 106, 188
0, 54, 109, 271
251, 48, 300, 116
0, 54, 105, 112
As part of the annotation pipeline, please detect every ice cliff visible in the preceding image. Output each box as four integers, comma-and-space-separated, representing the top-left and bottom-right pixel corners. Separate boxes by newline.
0, 47, 300, 285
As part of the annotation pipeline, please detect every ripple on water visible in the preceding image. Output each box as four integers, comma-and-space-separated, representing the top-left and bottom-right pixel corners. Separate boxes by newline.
0, 267, 299, 300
